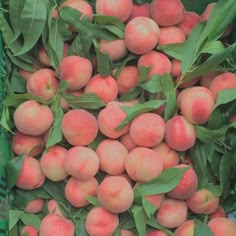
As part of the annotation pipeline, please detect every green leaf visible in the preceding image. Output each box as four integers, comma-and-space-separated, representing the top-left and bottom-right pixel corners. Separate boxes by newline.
194, 219, 214, 236
20, 213, 41, 229
15, 0, 47, 55
163, 92, 177, 121
9, 210, 24, 231
10, 70, 27, 93
140, 74, 162, 93
157, 43, 185, 61
142, 197, 157, 218
119, 87, 141, 102
7, 154, 24, 189
61, 93, 105, 110
214, 89, 236, 109
181, 0, 216, 14
75, 219, 89, 236
67, 34, 86, 57
117, 100, 165, 130
0, 106, 13, 133
138, 66, 152, 83
95, 47, 112, 76
86, 196, 100, 207
205, 183, 222, 198
202, 40, 225, 54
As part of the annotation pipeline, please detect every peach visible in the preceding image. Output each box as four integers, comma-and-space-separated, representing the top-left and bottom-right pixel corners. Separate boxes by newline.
65, 177, 99, 208
61, 109, 98, 146
146, 230, 169, 236
27, 69, 59, 100
200, 3, 216, 22
210, 206, 226, 219
12, 131, 45, 157
171, 59, 181, 78
137, 51, 171, 80
39, 213, 75, 236
21, 226, 38, 236
164, 115, 196, 151
105, 172, 134, 187
47, 199, 65, 217
209, 72, 236, 101
24, 198, 44, 213
40, 146, 68, 182
85, 206, 119, 236
59, 55, 92, 91
151, 142, 179, 170
200, 71, 221, 88
95, 0, 133, 22
150, 0, 185, 26
177, 11, 200, 36
158, 26, 186, 45
177, 86, 215, 124
120, 132, 137, 152
208, 217, 236, 236
125, 17, 160, 55
19, 66, 38, 81
174, 220, 194, 236
13, 100, 54, 136
167, 164, 198, 200
97, 176, 134, 213
125, 147, 163, 182
129, 112, 165, 147
16, 155, 45, 190
145, 193, 165, 210
99, 39, 128, 61
157, 197, 188, 228
96, 139, 128, 175
64, 146, 99, 180
186, 188, 220, 214
128, 3, 150, 21
121, 229, 135, 236
116, 66, 139, 95
97, 101, 130, 139
84, 73, 118, 103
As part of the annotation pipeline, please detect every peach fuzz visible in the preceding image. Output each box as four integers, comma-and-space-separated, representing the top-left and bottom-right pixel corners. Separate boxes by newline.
128, 3, 150, 21
24, 198, 44, 213
158, 26, 186, 45
186, 188, 220, 214
39, 213, 75, 236
177, 86, 215, 124
171, 59, 181, 78
151, 142, 179, 170
99, 39, 128, 62
12, 131, 45, 157
97, 101, 130, 139
174, 219, 194, 236
85, 206, 119, 236
40, 146, 68, 182
200, 71, 221, 88
210, 206, 226, 219
164, 115, 196, 152
124, 17, 160, 55
150, 0, 185, 26
167, 164, 198, 200
120, 229, 135, 236
13, 100, 53, 136
47, 199, 65, 217
209, 72, 236, 101
95, 0, 133, 22
177, 11, 200, 36
21, 226, 38, 236
146, 230, 169, 236
129, 112, 165, 147
157, 197, 188, 228
208, 217, 236, 236
137, 51, 171, 80
64, 146, 99, 180
61, 0, 93, 21
116, 66, 139, 95
125, 147, 163, 182
96, 139, 128, 175
16, 155, 45, 190
65, 177, 99, 208
84, 73, 118, 103
120, 132, 137, 152
97, 176, 134, 213
59, 55, 92, 91
61, 109, 98, 146
27, 69, 59, 101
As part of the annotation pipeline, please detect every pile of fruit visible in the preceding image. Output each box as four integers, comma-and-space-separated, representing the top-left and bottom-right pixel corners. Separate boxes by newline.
0, 0, 236, 235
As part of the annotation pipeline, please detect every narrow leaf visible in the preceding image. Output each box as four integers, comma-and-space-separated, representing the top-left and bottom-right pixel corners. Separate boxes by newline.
194, 219, 214, 236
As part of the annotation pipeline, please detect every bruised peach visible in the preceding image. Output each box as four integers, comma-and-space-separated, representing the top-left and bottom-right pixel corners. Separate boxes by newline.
150, 0, 185, 26
97, 176, 134, 213
40, 146, 68, 182
64, 146, 99, 180
129, 112, 165, 147
13, 100, 53, 136
167, 164, 198, 200
65, 177, 99, 208
128, 3, 150, 21
174, 220, 194, 236
95, 0, 133, 22
21, 226, 38, 236
156, 197, 188, 228
39, 213, 75, 236
125, 17, 160, 55
125, 147, 163, 182
61, 109, 98, 146
164, 115, 196, 152
12, 131, 45, 157
24, 198, 44, 213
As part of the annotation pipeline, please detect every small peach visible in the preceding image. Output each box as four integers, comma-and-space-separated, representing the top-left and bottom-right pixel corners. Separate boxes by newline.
24, 198, 44, 213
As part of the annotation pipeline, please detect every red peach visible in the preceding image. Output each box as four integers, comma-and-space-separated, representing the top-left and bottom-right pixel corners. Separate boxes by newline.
121, 229, 135, 236
128, 3, 150, 21
210, 206, 226, 219
146, 230, 169, 236
200, 71, 221, 88
47, 199, 65, 217
174, 219, 194, 236
120, 132, 137, 152
171, 59, 181, 78
21, 226, 38, 236
24, 198, 44, 213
